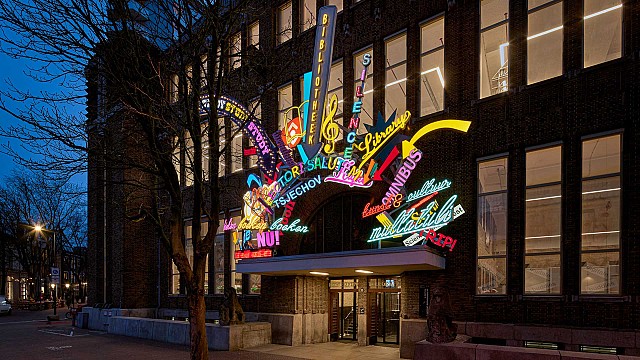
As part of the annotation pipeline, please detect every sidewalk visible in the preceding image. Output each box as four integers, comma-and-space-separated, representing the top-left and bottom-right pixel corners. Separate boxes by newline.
245, 342, 400, 360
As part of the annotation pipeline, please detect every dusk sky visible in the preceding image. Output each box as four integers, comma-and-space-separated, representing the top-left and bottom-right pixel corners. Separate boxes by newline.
0, 50, 86, 185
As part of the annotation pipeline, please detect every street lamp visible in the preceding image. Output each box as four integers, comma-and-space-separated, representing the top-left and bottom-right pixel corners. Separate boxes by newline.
32, 224, 57, 315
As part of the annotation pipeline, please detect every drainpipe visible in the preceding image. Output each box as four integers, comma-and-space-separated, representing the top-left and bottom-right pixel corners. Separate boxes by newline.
103, 145, 107, 304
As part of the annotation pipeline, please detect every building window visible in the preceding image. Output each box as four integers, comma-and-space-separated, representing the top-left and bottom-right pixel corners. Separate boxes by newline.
278, 83, 293, 131
214, 217, 225, 295
248, 21, 260, 50
230, 31, 241, 70
171, 220, 209, 294
231, 122, 243, 173
527, 0, 563, 84
218, 118, 226, 178
277, 1, 293, 45
328, 61, 344, 139
480, 0, 509, 98
169, 74, 179, 103
185, 132, 194, 187
200, 123, 209, 181
385, 32, 407, 118
172, 137, 181, 185
584, 0, 622, 68
248, 99, 260, 168
477, 157, 508, 294
525, 145, 562, 294
200, 55, 208, 91
581, 134, 621, 294
353, 47, 373, 133
327, 0, 342, 12
420, 17, 445, 116
300, 0, 316, 32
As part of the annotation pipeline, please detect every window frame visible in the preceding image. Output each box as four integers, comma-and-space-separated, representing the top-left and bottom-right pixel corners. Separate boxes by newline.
419, 14, 445, 117
479, 0, 510, 99
299, 0, 317, 33
526, 0, 564, 85
582, 0, 623, 68
476, 153, 509, 296
384, 29, 408, 118
523, 143, 563, 296
277, 1, 293, 46
579, 131, 623, 296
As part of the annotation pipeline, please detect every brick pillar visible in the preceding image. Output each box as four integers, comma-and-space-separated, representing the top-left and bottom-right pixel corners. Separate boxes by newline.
357, 276, 369, 346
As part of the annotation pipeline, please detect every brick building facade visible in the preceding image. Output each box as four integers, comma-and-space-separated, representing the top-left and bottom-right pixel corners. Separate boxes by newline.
87, 0, 640, 356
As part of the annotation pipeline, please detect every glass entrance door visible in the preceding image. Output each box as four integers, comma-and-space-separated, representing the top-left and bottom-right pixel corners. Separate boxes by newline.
329, 279, 358, 341
372, 292, 400, 344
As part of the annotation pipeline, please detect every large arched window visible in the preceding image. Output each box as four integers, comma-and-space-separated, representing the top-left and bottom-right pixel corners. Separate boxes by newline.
300, 193, 380, 254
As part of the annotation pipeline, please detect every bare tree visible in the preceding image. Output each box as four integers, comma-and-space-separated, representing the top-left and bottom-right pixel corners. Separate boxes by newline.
0, 170, 87, 300
0, 0, 296, 357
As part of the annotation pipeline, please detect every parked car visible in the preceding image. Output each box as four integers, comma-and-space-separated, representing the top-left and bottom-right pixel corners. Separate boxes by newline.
0, 296, 11, 315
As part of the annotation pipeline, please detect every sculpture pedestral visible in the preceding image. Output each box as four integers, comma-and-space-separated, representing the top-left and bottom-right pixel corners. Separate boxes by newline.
426, 286, 457, 343
219, 286, 245, 326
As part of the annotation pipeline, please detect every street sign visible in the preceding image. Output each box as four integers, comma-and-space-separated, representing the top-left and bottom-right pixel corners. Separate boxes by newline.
51, 267, 60, 284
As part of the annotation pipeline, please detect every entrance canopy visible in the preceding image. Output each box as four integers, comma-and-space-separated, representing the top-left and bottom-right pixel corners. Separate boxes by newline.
236, 246, 445, 276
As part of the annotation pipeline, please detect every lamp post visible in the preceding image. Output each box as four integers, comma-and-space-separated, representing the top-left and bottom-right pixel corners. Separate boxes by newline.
34, 225, 57, 315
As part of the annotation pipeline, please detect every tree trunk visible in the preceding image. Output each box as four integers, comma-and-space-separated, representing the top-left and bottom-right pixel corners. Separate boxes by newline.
188, 291, 208, 359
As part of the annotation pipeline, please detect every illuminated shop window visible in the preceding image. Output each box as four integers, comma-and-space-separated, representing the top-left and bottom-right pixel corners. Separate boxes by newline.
477, 157, 508, 295
230, 31, 241, 70
581, 134, 621, 294
218, 118, 226, 178
248, 99, 260, 168
277, 1, 293, 45
300, 0, 316, 32
584, 0, 621, 67
214, 216, 225, 295
480, 0, 509, 98
231, 122, 243, 173
385, 32, 407, 118
278, 83, 293, 131
527, 0, 563, 84
525, 146, 562, 294
171, 219, 210, 295
327, 0, 342, 12
353, 47, 373, 134
249, 21, 260, 50
420, 17, 445, 116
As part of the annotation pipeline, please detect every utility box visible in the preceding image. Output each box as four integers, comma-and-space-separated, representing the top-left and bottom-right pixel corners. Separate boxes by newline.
77, 312, 89, 329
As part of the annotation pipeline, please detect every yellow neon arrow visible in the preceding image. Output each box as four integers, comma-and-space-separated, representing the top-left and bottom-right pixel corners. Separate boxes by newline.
401, 120, 471, 158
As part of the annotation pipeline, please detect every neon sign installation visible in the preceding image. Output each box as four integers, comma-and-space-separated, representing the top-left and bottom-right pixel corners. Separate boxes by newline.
272, 175, 322, 208
223, 218, 237, 231
362, 194, 403, 218
200, 94, 278, 177
302, 5, 337, 159
382, 149, 422, 204
368, 195, 460, 242
270, 218, 309, 233
353, 110, 411, 168
234, 249, 272, 259
344, 54, 371, 159
257, 231, 280, 248
324, 159, 372, 188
